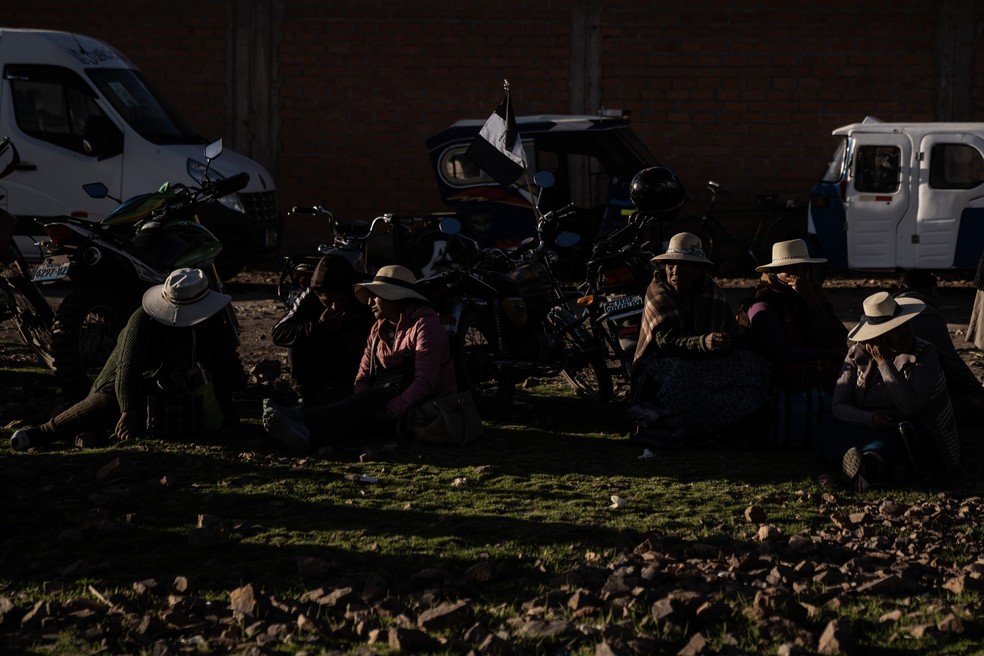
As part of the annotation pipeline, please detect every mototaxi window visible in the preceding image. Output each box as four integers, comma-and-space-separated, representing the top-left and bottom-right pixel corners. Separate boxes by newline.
854, 145, 901, 193
929, 143, 984, 189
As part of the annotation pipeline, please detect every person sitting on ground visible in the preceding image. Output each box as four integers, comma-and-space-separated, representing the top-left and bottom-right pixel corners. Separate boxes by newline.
631, 232, 771, 443
895, 269, 984, 425
743, 239, 847, 448
966, 251, 984, 351
262, 264, 457, 454
818, 292, 960, 491
271, 254, 372, 406
10, 268, 243, 450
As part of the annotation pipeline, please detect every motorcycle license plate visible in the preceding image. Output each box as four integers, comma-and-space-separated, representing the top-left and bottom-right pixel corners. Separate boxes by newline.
32, 260, 70, 282
603, 294, 643, 315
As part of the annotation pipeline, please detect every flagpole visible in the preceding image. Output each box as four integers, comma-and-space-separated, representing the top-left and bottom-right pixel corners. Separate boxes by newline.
504, 79, 541, 222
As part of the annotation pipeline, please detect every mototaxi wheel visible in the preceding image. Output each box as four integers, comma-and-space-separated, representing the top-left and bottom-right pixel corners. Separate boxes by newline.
51, 287, 131, 397
453, 309, 515, 420
1, 267, 55, 369
550, 305, 614, 403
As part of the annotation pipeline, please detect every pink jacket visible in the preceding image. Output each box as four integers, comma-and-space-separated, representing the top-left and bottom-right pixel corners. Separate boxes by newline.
353, 304, 457, 418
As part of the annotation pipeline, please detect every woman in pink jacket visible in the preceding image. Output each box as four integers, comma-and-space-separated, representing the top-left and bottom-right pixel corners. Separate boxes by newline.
262, 265, 456, 453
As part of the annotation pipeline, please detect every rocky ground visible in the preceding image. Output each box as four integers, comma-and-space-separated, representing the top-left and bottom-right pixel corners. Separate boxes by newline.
2, 268, 984, 654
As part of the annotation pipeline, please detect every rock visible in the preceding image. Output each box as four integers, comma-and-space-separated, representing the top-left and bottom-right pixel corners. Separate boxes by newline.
758, 525, 781, 541
417, 600, 473, 631
817, 619, 854, 655
229, 584, 256, 618
388, 626, 438, 651
744, 505, 767, 523
677, 631, 708, 655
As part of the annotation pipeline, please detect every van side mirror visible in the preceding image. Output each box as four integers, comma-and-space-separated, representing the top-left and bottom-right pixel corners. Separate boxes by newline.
0, 137, 20, 179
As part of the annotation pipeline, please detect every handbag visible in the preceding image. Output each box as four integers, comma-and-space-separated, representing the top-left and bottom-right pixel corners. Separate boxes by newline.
409, 391, 484, 445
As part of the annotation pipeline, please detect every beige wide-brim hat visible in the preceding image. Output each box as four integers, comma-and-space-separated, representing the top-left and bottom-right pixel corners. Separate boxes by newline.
847, 291, 925, 341
651, 232, 713, 265
755, 239, 827, 272
142, 268, 231, 327
354, 264, 429, 304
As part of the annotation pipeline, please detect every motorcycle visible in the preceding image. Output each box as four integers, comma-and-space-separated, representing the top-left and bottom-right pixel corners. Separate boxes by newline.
418, 195, 614, 419
278, 206, 467, 308
574, 211, 660, 380
34, 139, 245, 395
0, 137, 55, 368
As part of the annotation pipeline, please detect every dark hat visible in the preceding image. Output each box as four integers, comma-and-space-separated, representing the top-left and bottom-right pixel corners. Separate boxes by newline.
310, 254, 359, 294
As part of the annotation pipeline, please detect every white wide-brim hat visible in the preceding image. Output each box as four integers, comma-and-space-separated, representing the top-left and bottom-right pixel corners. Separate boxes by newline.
652, 232, 713, 265
142, 268, 231, 327
354, 265, 429, 305
847, 291, 925, 341
755, 238, 827, 272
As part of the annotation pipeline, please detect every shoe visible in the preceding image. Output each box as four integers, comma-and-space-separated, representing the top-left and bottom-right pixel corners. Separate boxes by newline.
10, 428, 43, 451
841, 447, 870, 492
897, 421, 926, 479
262, 399, 310, 454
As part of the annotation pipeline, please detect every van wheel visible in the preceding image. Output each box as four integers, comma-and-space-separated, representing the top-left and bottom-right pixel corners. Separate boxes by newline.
50, 288, 130, 397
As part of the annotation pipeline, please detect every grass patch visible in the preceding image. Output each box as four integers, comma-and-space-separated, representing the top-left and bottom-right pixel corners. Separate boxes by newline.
1, 353, 982, 653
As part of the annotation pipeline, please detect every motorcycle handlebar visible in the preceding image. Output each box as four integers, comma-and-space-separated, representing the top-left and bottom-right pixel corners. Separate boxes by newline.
210, 172, 250, 198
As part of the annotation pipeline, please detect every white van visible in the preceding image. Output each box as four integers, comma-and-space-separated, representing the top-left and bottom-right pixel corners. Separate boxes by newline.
0, 28, 280, 273
810, 117, 984, 271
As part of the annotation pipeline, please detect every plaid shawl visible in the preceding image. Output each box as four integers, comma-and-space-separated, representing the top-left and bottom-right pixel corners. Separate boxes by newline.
633, 274, 732, 367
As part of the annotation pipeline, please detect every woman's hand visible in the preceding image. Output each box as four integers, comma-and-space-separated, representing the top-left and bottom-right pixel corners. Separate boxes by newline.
872, 412, 897, 430
702, 332, 732, 352
114, 411, 142, 441
864, 340, 888, 365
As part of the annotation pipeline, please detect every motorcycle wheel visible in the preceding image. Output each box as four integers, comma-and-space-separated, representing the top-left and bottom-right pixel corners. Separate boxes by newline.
51, 288, 130, 396
551, 308, 614, 402
454, 310, 515, 420
1, 269, 55, 369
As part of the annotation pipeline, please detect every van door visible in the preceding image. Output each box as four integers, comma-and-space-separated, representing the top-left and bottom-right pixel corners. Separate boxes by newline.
844, 133, 911, 269
1, 64, 124, 221
916, 134, 984, 269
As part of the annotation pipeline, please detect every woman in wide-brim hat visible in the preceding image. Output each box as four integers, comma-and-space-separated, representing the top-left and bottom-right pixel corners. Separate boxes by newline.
262, 264, 458, 454
630, 233, 771, 444
817, 291, 961, 491
741, 239, 848, 448
11, 268, 241, 451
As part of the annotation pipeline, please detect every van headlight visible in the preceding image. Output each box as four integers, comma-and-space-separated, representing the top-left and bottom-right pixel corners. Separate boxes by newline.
187, 158, 245, 214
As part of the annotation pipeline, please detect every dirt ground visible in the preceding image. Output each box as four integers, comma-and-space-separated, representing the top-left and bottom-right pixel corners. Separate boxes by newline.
2, 266, 983, 399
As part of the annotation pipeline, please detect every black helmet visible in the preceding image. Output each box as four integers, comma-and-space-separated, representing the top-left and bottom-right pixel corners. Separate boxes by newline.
629, 167, 686, 217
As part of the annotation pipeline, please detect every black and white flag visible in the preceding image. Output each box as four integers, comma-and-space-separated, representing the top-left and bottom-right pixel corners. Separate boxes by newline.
466, 92, 527, 186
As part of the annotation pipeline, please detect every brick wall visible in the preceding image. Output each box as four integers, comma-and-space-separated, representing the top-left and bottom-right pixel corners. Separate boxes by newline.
3, 1, 982, 253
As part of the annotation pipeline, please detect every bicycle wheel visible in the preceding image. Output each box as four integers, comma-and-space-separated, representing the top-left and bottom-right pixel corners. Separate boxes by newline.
753, 213, 808, 266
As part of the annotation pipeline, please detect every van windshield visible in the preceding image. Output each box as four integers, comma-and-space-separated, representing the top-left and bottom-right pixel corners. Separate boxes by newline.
86, 68, 205, 145
821, 138, 848, 183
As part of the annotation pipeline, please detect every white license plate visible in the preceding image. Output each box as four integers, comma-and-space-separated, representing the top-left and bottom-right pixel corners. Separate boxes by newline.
603, 295, 643, 314
32, 261, 70, 282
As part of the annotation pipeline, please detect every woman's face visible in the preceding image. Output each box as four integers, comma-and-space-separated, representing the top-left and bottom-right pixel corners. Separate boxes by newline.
664, 261, 703, 294
774, 263, 811, 287
878, 322, 915, 353
369, 294, 401, 324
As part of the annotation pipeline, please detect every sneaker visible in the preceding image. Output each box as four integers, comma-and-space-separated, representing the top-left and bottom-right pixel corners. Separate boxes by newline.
897, 421, 926, 479
262, 399, 310, 454
841, 447, 870, 492
10, 428, 43, 451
